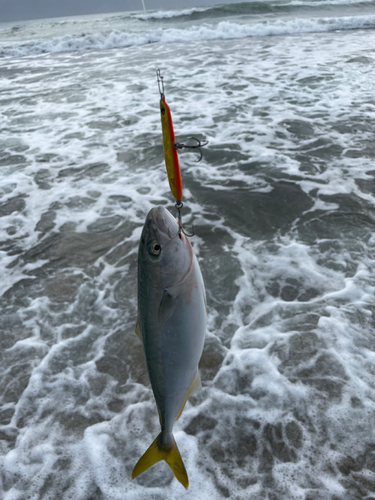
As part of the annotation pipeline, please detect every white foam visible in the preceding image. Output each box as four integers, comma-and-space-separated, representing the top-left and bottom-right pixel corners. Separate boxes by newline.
133, 7, 209, 20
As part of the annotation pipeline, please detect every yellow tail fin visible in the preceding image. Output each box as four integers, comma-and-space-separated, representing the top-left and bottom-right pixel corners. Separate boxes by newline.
132, 432, 189, 489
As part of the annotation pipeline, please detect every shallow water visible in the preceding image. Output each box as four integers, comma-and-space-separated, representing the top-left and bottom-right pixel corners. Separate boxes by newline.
1, 2, 375, 499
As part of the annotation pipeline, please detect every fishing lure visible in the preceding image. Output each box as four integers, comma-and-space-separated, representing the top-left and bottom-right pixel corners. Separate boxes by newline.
159, 90, 183, 202
157, 69, 207, 207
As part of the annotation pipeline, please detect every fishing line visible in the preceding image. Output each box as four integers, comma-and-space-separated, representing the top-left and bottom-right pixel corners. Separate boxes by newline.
140, 0, 158, 71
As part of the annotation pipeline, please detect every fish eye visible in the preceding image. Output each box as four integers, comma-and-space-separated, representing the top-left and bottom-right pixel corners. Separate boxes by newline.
148, 240, 161, 256
160, 105, 165, 115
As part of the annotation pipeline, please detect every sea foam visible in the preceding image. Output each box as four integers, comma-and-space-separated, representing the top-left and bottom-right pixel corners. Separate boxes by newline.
132, 7, 209, 20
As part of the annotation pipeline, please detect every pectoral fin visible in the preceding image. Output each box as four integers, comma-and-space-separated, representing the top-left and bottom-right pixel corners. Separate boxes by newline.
158, 291, 177, 326
175, 371, 201, 421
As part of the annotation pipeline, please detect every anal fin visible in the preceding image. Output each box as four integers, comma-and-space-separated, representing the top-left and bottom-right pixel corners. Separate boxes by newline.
175, 371, 201, 421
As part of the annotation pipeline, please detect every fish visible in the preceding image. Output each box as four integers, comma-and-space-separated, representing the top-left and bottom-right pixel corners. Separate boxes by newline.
132, 206, 207, 489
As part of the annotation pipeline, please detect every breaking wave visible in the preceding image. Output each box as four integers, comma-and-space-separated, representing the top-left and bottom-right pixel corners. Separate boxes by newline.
133, 0, 375, 22
1, 15, 375, 57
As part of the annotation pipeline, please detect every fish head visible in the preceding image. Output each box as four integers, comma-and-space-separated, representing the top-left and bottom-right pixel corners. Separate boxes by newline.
139, 206, 192, 289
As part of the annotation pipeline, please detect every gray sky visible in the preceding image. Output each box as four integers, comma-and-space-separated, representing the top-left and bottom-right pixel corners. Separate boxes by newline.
0, 0, 233, 22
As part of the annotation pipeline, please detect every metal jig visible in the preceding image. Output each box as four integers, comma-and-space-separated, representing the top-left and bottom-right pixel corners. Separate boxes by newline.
174, 137, 209, 163
175, 200, 194, 238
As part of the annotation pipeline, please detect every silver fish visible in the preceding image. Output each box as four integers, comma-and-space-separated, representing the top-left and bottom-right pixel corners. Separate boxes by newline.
132, 206, 206, 489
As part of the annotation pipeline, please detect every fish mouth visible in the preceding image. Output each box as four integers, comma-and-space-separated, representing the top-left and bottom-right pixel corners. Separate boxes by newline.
148, 206, 179, 239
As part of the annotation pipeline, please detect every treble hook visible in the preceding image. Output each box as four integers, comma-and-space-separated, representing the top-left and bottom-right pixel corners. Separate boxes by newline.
175, 200, 194, 238
174, 137, 208, 163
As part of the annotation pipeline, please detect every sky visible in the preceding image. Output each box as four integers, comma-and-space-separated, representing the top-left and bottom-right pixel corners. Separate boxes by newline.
0, 0, 236, 22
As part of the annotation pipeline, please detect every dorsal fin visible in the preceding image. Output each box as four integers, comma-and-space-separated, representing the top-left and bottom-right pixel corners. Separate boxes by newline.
135, 320, 142, 341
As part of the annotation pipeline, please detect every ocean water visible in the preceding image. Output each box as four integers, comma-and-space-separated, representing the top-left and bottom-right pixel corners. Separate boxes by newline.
1, 1, 375, 498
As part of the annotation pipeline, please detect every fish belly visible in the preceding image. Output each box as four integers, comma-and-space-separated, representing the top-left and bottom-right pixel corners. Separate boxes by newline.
159, 261, 206, 431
